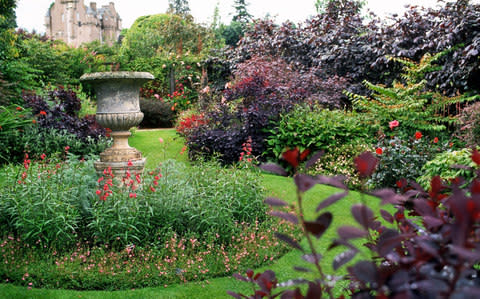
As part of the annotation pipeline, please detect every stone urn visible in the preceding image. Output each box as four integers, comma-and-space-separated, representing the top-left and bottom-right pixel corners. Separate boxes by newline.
80, 71, 154, 177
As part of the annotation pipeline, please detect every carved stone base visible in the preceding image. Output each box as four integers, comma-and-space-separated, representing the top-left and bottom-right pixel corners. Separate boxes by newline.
94, 158, 146, 179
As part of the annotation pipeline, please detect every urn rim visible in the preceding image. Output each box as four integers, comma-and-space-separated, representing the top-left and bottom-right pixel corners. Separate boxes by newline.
80, 71, 154, 82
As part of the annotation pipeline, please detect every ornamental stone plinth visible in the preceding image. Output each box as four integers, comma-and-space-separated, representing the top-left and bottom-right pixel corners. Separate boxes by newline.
80, 71, 154, 178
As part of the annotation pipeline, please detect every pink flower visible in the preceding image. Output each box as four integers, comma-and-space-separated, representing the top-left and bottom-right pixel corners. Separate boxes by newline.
159, 138, 164, 143
129, 193, 137, 198
64, 146, 70, 152
389, 120, 399, 130
127, 160, 133, 167
433, 137, 439, 143
40, 153, 46, 160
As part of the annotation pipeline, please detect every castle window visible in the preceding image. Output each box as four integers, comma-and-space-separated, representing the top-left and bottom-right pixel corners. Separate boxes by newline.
61, 14, 64, 22
77, 12, 80, 21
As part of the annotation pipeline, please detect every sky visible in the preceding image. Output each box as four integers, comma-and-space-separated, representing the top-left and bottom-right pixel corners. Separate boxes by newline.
15, 0, 479, 33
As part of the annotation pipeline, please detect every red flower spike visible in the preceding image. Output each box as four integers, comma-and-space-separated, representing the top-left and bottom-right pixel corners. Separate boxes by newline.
282, 148, 300, 168
472, 149, 480, 165
354, 151, 378, 178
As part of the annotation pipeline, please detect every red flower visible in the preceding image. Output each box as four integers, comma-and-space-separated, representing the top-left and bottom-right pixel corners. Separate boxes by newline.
129, 193, 137, 198
433, 137, 439, 143
96, 190, 102, 196
472, 149, 480, 165
39, 110, 47, 116
389, 120, 399, 130
40, 153, 46, 160
16, 106, 22, 111
127, 160, 133, 167
414, 131, 422, 140
64, 146, 70, 152
375, 148, 383, 155
282, 148, 300, 168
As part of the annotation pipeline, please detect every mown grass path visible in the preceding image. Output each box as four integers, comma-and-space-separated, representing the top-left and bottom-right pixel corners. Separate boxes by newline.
0, 129, 385, 299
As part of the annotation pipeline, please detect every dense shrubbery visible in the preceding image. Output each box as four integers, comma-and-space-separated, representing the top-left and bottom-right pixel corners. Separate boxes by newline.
370, 133, 443, 189
20, 88, 109, 160
0, 157, 266, 249
0, 156, 295, 290
266, 105, 374, 161
139, 98, 176, 128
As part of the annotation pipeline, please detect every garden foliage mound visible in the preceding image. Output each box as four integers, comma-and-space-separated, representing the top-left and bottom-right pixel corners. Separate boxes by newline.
0, 156, 295, 290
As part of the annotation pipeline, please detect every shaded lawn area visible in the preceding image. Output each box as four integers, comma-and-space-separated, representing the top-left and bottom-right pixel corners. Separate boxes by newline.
0, 129, 388, 298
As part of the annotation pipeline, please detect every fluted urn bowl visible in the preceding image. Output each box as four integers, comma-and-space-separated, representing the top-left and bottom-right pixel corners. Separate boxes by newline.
80, 71, 154, 177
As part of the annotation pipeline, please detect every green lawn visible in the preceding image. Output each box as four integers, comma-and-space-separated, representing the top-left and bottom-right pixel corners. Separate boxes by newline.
0, 129, 385, 299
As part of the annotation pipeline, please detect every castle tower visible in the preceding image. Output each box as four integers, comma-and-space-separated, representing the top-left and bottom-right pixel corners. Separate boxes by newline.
45, 0, 121, 47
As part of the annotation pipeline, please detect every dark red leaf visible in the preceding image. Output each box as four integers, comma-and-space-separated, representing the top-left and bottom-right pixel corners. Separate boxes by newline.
472, 179, 480, 195
270, 211, 299, 224
304, 212, 332, 239
305, 151, 324, 170
274, 233, 303, 252
260, 163, 288, 176
226, 291, 244, 299
371, 189, 405, 205
316, 192, 348, 211
294, 174, 318, 193
282, 148, 300, 168
349, 261, 378, 284
299, 149, 311, 161
351, 204, 374, 230
354, 151, 378, 178
377, 229, 407, 256
305, 281, 322, 299
246, 269, 254, 278
316, 175, 347, 190
430, 176, 444, 197
333, 249, 357, 270
422, 216, 443, 229
450, 245, 480, 262
472, 149, 480, 165
233, 273, 248, 282
380, 209, 394, 223
293, 266, 312, 273
264, 197, 289, 207
337, 226, 368, 240
301, 253, 323, 264
281, 288, 303, 299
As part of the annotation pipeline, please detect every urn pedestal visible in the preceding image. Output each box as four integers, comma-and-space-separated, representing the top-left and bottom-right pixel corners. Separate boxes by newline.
80, 72, 154, 177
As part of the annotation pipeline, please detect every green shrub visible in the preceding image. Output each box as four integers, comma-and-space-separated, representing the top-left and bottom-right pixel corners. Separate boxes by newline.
139, 98, 176, 128
266, 105, 374, 160
0, 157, 97, 248
417, 148, 478, 190
370, 134, 442, 189
21, 126, 111, 160
0, 105, 34, 163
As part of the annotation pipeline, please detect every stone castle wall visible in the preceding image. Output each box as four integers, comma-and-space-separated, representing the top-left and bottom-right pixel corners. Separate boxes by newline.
45, 0, 121, 47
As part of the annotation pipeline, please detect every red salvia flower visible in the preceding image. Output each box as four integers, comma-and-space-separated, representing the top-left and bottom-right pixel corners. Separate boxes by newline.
375, 148, 383, 155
